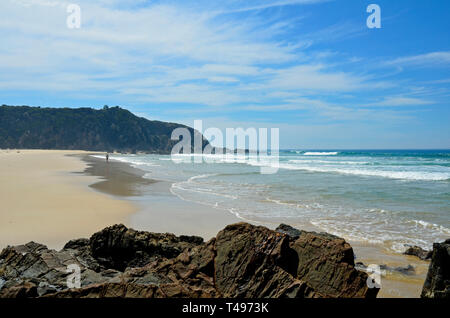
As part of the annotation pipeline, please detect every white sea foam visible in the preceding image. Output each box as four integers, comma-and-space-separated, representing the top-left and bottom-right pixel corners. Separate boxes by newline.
188, 173, 218, 181
259, 196, 450, 252
169, 153, 450, 181
408, 219, 450, 235
303, 152, 339, 156
309, 217, 447, 252
171, 174, 238, 200
276, 162, 450, 181
287, 159, 369, 165
90, 155, 105, 160
95, 155, 161, 168
168, 181, 244, 222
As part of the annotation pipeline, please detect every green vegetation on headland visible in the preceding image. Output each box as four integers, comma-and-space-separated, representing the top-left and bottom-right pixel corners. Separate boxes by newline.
0, 105, 205, 153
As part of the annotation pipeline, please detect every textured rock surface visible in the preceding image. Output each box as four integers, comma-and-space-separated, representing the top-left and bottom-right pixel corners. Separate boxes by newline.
275, 223, 304, 239
403, 245, 432, 261
0, 222, 378, 298
89, 224, 204, 271
287, 227, 376, 298
215, 223, 317, 298
421, 239, 450, 298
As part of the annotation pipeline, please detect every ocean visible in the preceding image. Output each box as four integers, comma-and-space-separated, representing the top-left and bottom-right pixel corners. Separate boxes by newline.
101, 150, 450, 253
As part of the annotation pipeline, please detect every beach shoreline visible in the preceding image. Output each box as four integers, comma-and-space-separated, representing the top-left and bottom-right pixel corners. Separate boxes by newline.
82, 155, 242, 240
83, 154, 429, 298
0, 150, 430, 298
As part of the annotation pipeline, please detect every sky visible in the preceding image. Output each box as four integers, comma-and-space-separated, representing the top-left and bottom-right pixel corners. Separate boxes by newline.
0, 0, 449, 149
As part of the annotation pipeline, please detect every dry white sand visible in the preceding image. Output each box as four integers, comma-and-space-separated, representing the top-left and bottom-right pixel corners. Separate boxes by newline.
0, 149, 135, 249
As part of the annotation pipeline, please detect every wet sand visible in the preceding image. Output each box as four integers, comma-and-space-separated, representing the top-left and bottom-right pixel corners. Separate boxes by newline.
0, 150, 136, 250
349, 241, 429, 297
129, 180, 242, 240
83, 155, 241, 240
81, 155, 155, 197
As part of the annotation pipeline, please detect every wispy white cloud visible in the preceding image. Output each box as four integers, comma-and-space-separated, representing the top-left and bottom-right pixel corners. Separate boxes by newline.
0, 0, 381, 108
365, 96, 434, 107
386, 51, 450, 67
210, 0, 330, 14
267, 64, 365, 92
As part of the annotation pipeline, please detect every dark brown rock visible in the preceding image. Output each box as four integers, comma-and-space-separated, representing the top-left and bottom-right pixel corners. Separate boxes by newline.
45, 241, 219, 298
214, 223, 375, 298
214, 223, 313, 297
0, 239, 117, 296
403, 245, 432, 261
275, 224, 304, 239
43, 282, 211, 298
0, 222, 378, 298
0, 281, 38, 298
421, 239, 450, 298
63, 238, 90, 250
89, 224, 204, 271
284, 226, 376, 298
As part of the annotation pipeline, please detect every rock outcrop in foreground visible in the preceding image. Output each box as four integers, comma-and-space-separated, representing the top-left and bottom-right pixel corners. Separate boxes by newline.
0, 223, 378, 298
421, 239, 450, 299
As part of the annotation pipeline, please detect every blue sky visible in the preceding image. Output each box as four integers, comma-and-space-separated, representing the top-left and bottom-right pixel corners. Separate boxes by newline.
0, 0, 449, 149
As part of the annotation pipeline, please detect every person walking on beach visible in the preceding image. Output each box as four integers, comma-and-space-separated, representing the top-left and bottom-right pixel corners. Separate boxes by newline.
106, 153, 109, 162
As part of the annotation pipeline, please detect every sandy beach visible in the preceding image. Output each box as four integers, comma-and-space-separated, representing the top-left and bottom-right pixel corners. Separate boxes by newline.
0, 150, 430, 298
0, 150, 136, 249
0, 150, 240, 248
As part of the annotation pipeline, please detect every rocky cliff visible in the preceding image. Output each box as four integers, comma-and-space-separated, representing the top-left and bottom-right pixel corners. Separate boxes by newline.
0, 223, 378, 298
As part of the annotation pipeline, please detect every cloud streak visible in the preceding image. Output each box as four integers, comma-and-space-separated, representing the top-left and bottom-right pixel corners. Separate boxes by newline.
386, 52, 450, 67
365, 96, 434, 107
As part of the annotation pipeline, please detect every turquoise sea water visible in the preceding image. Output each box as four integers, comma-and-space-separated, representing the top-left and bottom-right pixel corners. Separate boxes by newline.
100, 150, 450, 253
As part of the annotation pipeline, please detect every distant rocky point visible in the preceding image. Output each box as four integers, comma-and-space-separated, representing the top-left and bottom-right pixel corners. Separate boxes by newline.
0, 223, 378, 298
0, 105, 208, 154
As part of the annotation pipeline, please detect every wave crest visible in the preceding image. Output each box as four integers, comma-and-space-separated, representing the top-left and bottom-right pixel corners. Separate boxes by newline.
303, 152, 339, 156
